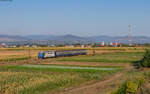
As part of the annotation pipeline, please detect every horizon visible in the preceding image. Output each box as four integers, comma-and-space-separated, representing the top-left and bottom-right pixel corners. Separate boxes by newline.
0, 0, 150, 36
0, 34, 150, 38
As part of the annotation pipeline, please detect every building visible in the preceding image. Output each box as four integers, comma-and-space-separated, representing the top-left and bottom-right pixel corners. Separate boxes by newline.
81, 45, 86, 48
1, 43, 7, 48
109, 42, 113, 46
100, 41, 105, 47
113, 42, 119, 47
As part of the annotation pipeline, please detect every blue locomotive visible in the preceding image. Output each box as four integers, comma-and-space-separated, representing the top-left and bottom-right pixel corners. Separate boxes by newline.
38, 50, 87, 59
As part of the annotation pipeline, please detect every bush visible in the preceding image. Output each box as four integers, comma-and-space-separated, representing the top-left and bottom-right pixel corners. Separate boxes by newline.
111, 76, 146, 94
126, 81, 138, 93
139, 49, 150, 67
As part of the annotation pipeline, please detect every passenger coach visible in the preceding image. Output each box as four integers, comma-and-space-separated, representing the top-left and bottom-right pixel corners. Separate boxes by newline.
38, 50, 87, 59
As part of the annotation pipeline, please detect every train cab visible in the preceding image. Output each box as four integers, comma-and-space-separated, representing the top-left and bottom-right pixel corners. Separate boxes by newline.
38, 51, 56, 59
38, 51, 45, 59
44, 51, 56, 58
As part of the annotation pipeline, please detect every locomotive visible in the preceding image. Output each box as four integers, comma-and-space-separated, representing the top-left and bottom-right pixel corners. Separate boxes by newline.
38, 50, 87, 59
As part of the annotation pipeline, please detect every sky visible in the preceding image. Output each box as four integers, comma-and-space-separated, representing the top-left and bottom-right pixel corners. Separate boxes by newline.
0, 0, 150, 36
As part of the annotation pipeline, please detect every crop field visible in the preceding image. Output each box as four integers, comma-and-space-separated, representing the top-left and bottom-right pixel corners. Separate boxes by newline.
0, 65, 121, 94
0, 50, 37, 62
0, 47, 150, 94
55, 52, 144, 63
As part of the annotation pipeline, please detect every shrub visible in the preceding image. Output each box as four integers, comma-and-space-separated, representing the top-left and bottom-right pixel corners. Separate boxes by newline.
139, 49, 150, 67
111, 76, 146, 94
126, 81, 138, 94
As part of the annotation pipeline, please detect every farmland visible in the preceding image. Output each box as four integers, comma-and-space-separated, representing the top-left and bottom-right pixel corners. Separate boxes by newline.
0, 65, 121, 94
0, 47, 147, 63
56, 52, 144, 63
0, 47, 150, 94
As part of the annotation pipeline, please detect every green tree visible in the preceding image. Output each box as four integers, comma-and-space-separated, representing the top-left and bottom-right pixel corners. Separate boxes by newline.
140, 49, 150, 67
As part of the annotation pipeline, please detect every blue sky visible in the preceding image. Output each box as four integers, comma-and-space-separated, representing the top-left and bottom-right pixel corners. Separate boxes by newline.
0, 0, 150, 36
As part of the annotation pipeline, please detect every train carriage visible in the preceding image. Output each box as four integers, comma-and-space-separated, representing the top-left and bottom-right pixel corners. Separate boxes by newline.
38, 50, 87, 59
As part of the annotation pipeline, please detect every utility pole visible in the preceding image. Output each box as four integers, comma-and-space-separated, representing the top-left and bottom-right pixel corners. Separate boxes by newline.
28, 46, 31, 63
128, 24, 132, 46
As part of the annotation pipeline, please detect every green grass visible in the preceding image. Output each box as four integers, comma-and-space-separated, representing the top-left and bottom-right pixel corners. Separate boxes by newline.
56, 52, 144, 63
0, 65, 120, 94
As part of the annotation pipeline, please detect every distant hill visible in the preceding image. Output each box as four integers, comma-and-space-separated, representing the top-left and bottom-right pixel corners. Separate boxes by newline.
53, 34, 89, 41
25, 35, 58, 40
87, 36, 150, 44
0, 35, 28, 42
0, 34, 150, 44
25, 34, 89, 41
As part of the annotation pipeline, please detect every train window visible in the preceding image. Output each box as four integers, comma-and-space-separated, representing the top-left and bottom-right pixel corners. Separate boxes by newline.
47, 51, 53, 54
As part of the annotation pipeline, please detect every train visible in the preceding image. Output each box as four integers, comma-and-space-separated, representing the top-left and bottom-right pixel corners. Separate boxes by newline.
38, 50, 87, 59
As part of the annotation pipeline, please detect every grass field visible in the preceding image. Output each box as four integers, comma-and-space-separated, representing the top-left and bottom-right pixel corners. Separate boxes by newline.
0, 47, 150, 94
52, 52, 144, 63
0, 65, 121, 94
